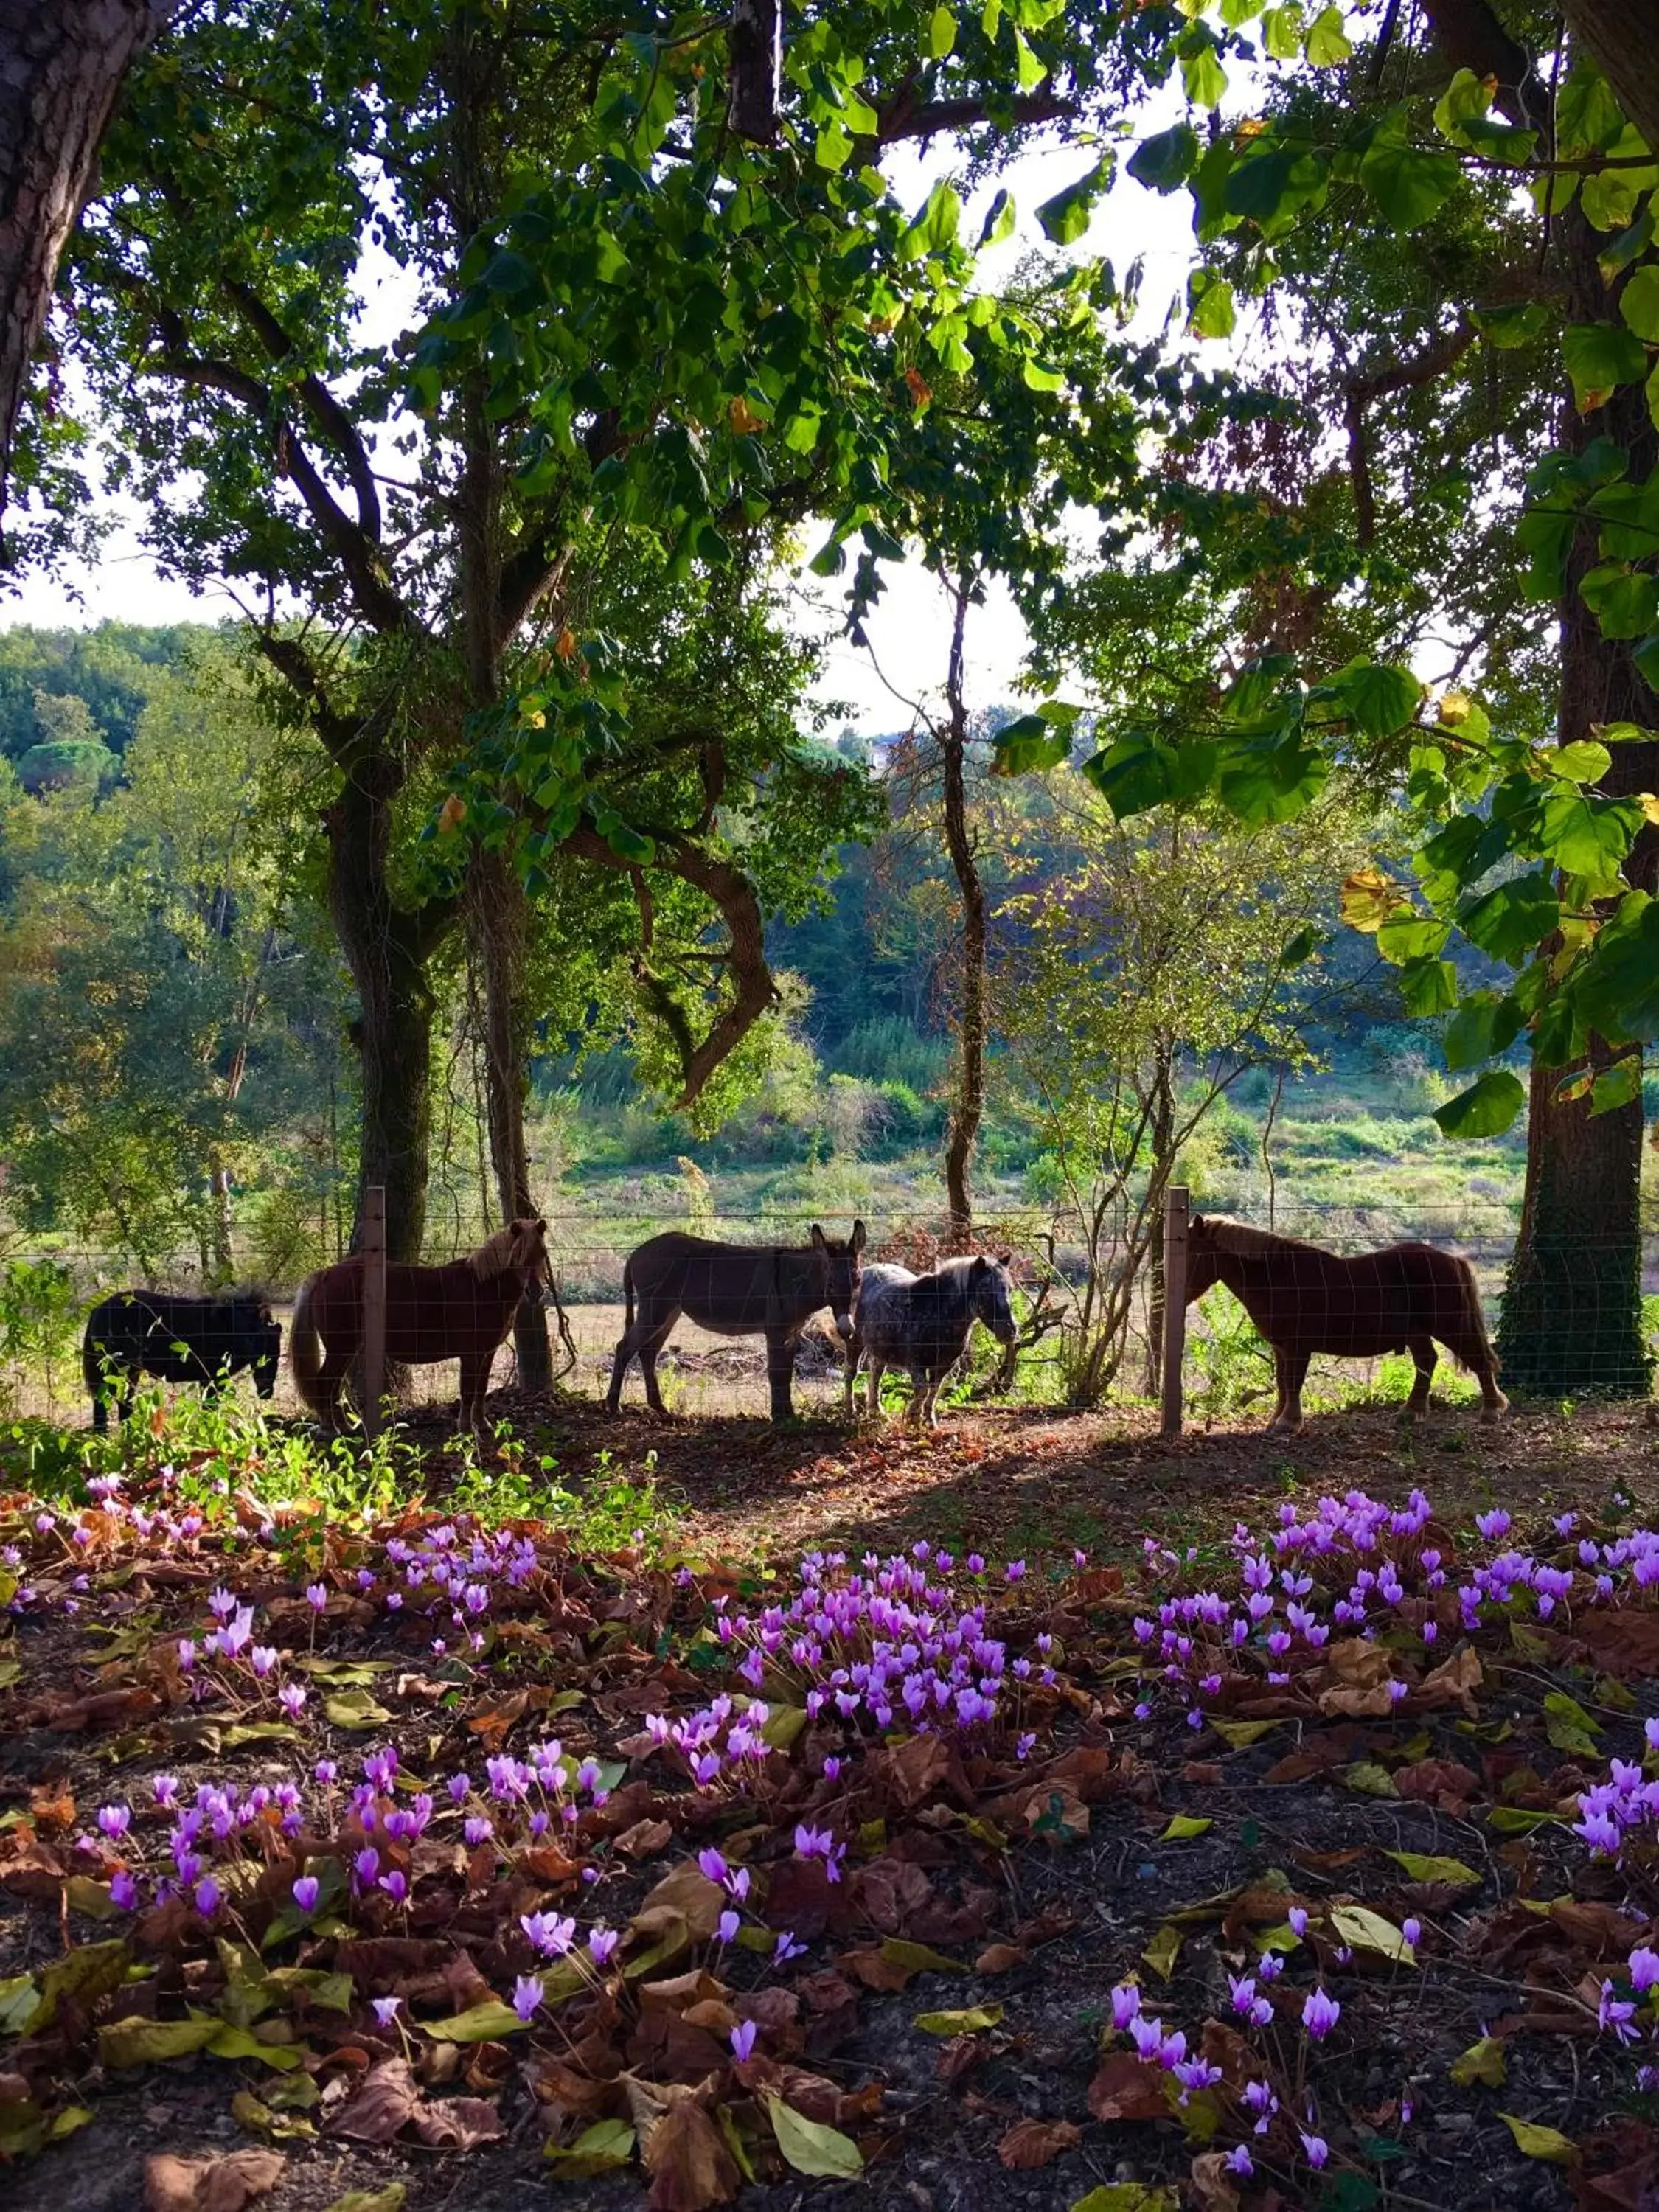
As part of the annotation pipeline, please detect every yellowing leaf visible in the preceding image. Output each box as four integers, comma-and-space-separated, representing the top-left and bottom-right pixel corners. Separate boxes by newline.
914, 2003, 1004, 2034
1635, 792, 1659, 825
1070, 2187, 1181, 2211
324, 1687, 392, 1731
1382, 1850, 1481, 1888
1329, 1905, 1415, 1964
543, 2119, 635, 2176
1159, 1815, 1214, 1840
1340, 1761, 1399, 1799
99, 2015, 220, 2067
1209, 1718, 1279, 1750
320, 2190, 408, 2212
1340, 866, 1405, 933
1450, 2036, 1506, 2088
765, 2093, 863, 2178
1498, 2113, 1580, 2163
425, 1998, 529, 2042
1141, 1924, 1183, 1980
879, 1938, 967, 1976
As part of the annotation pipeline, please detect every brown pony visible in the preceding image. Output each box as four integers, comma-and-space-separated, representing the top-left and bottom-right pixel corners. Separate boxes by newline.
1186, 1214, 1507, 1432
290, 1217, 551, 1439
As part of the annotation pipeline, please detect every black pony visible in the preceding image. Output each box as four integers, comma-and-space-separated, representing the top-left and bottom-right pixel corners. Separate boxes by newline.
82, 1290, 280, 1433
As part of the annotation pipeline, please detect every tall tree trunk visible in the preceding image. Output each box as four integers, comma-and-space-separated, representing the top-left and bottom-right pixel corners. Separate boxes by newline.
940, 580, 987, 1245
326, 754, 444, 1267
1142, 1043, 1175, 1397
1419, 2, 1658, 1395
1497, 166, 1659, 1397
469, 844, 552, 1392
0, 0, 175, 518
1559, 0, 1659, 153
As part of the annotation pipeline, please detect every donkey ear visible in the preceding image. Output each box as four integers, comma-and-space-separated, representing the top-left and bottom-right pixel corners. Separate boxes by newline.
810, 1224, 827, 1250
997, 1250, 1013, 1267
1189, 1214, 1206, 1231
535, 1217, 548, 1234
972, 1254, 989, 1275
850, 1219, 866, 1253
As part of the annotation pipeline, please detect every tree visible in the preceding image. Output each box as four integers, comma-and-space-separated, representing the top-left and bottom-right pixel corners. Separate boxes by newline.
0, 0, 177, 519
48, 0, 1159, 1302
997, 780, 1369, 1405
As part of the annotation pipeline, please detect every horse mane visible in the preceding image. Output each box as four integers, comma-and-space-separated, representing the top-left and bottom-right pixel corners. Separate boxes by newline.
467, 1221, 540, 1279
1194, 1216, 1324, 1259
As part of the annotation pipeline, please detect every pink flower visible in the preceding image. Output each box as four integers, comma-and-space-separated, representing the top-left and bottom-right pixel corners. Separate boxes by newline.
1301, 1987, 1340, 2040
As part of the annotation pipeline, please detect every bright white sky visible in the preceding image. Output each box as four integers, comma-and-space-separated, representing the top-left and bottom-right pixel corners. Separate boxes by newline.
1, 116, 1201, 736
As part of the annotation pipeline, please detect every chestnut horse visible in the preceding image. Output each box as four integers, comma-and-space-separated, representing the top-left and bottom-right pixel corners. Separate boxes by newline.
290, 1217, 550, 1438
1185, 1214, 1506, 1432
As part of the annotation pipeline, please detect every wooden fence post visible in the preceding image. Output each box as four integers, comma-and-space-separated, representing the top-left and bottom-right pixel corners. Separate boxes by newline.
361, 1184, 386, 1441
1160, 1183, 1189, 1440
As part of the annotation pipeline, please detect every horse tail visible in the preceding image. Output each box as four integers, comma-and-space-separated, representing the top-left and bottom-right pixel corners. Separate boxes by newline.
623, 1256, 635, 1336
81, 1310, 104, 1407
288, 1273, 329, 1411
1448, 1253, 1499, 1375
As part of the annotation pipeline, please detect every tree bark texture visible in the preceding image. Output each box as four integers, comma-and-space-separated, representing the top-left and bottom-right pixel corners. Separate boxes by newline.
325, 756, 441, 1270
1419, 0, 1658, 1396
939, 583, 986, 1245
469, 844, 552, 1393
1560, 0, 1659, 157
0, 0, 174, 517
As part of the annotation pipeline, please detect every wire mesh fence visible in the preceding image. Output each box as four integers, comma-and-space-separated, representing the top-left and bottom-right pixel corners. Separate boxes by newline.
4, 1189, 1655, 1430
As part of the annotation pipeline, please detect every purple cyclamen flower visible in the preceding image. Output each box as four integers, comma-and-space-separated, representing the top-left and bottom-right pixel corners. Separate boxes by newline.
292, 1874, 320, 1913
717, 1909, 740, 1946
512, 1974, 542, 2023
1110, 1983, 1141, 2031
1288, 1906, 1309, 1938
1301, 1987, 1340, 2040
378, 1870, 408, 1905
110, 1869, 139, 1910
306, 1582, 327, 1612
193, 1875, 221, 1916
372, 1996, 402, 2028
1600, 1980, 1641, 2044
1226, 2144, 1253, 2176
1402, 1917, 1422, 1950
1301, 2132, 1329, 2170
279, 1681, 307, 1719
152, 1774, 180, 1809
730, 2020, 757, 2062
97, 1804, 131, 1840
698, 1848, 728, 1884
1475, 1509, 1511, 1540
774, 1929, 807, 1963
1629, 1945, 1659, 1994
588, 1927, 620, 1966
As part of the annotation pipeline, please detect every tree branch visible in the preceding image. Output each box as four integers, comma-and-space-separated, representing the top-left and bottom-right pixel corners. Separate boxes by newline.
1342, 317, 1476, 547
877, 87, 1078, 146
222, 276, 383, 543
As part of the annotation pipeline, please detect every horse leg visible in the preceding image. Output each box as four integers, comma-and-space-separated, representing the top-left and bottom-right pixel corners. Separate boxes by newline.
114, 1363, 139, 1429
764, 1329, 797, 1423
1267, 1346, 1290, 1429
866, 1357, 886, 1419
316, 1349, 351, 1433
1279, 1347, 1312, 1434
458, 1353, 487, 1445
908, 1366, 930, 1429
843, 1330, 862, 1417
1405, 1336, 1436, 1416
605, 1318, 641, 1413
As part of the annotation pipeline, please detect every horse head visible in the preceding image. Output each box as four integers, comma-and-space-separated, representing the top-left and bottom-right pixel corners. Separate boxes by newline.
508, 1216, 552, 1287
251, 1304, 281, 1397
810, 1220, 866, 1344
969, 1253, 1019, 1346
1184, 1214, 1221, 1302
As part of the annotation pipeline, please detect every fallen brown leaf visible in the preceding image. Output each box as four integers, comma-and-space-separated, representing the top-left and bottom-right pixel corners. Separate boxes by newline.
997, 2117, 1081, 2169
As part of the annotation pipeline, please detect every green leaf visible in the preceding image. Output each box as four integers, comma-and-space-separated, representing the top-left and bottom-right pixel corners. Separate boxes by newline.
1037, 159, 1110, 246
978, 187, 1016, 248
1540, 788, 1640, 877
543, 2119, 635, 2176
1433, 1070, 1526, 1139
928, 6, 957, 58
1449, 2036, 1506, 2088
100, 2015, 220, 2067
1377, 912, 1450, 964
1498, 2114, 1580, 2165
1332, 659, 1423, 739
1128, 123, 1200, 193
1581, 564, 1659, 639
1158, 1814, 1214, 1840
1473, 300, 1551, 350
1382, 1849, 1481, 1887
1209, 1717, 1280, 1749
914, 2003, 1004, 2033
1397, 957, 1460, 1015
1187, 272, 1236, 339
1620, 265, 1659, 344
1444, 991, 1523, 1071
992, 714, 1071, 776
320, 2191, 408, 2212
1304, 4, 1352, 63
1012, 29, 1045, 91
1180, 42, 1228, 110
899, 181, 961, 262
1543, 1688, 1603, 1756
1563, 322, 1650, 412
1457, 872, 1560, 961
878, 1938, 968, 1976
1591, 1056, 1643, 1114
426, 1998, 529, 2042
765, 2093, 863, 2178
1548, 739, 1613, 782
1358, 136, 1458, 228
1484, 1805, 1567, 1834
1261, 5, 1304, 62
1069, 2187, 1180, 2211
1341, 1761, 1400, 1798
